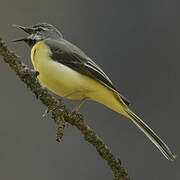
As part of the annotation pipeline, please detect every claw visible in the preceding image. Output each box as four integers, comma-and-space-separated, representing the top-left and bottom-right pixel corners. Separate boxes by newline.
42, 108, 49, 118
35, 71, 40, 77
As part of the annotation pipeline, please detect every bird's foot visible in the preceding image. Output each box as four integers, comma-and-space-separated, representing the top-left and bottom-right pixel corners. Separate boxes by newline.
42, 108, 50, 118
72, 98, 87, 113
35, 70, 40, 77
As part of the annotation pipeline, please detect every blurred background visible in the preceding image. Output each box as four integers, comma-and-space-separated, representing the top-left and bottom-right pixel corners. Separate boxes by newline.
0, 0, 179, 179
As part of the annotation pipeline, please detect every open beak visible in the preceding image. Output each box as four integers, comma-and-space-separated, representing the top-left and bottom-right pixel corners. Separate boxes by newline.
12, 24, 34, 34
12, 24, 35, 42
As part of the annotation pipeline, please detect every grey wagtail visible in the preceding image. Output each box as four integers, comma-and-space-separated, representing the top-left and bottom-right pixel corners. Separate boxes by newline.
13, 22, 176, 161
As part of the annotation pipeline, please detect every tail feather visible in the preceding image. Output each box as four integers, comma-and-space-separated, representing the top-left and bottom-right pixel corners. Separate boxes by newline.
124, 108, 177, 161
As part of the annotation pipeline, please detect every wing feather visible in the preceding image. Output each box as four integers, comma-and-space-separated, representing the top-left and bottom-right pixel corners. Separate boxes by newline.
45, 39, 131, 106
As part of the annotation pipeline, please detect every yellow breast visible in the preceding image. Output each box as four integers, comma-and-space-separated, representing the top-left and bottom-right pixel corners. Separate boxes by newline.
31, 41, 87, 99
30, 41, 125, 114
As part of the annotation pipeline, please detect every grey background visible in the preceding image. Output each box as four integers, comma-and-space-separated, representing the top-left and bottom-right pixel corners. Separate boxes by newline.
0, 0, 179, 179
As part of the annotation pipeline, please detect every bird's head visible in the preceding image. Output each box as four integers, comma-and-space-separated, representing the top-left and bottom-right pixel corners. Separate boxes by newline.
13, 23, 63, 47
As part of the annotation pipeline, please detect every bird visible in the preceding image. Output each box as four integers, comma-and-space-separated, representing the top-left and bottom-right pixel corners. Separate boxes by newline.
13, 22, 176, 161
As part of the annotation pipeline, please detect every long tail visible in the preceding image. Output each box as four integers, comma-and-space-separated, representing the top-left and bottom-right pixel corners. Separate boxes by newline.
123, 107, 177, 161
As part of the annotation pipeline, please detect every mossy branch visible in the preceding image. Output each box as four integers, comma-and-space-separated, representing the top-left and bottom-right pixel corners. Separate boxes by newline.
0, 37, 130, 180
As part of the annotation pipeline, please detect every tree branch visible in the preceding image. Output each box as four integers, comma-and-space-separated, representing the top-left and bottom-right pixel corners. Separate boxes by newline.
0, 37, 130, 180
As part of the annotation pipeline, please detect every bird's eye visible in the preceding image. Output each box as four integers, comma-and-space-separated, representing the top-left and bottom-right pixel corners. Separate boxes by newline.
37, 28, 42, 31
36, 27, 45, 31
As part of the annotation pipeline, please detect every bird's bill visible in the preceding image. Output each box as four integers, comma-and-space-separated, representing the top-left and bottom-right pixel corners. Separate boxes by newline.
12, 24, 34, 42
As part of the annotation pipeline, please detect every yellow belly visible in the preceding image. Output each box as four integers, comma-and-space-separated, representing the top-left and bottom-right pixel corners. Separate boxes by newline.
31, 41, 126, 115
31, 41, 88, 99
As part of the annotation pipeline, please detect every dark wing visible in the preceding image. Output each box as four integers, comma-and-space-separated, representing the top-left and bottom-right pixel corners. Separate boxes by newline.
45, 39, 130, 106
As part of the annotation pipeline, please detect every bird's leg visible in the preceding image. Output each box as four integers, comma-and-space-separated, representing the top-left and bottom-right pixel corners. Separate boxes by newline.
42, 91, 82, 118
73, 97, 87, 112
59, 91, 81, 102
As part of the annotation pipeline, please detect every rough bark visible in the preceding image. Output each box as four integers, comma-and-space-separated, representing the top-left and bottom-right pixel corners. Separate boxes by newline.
0, 37, 130, 180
